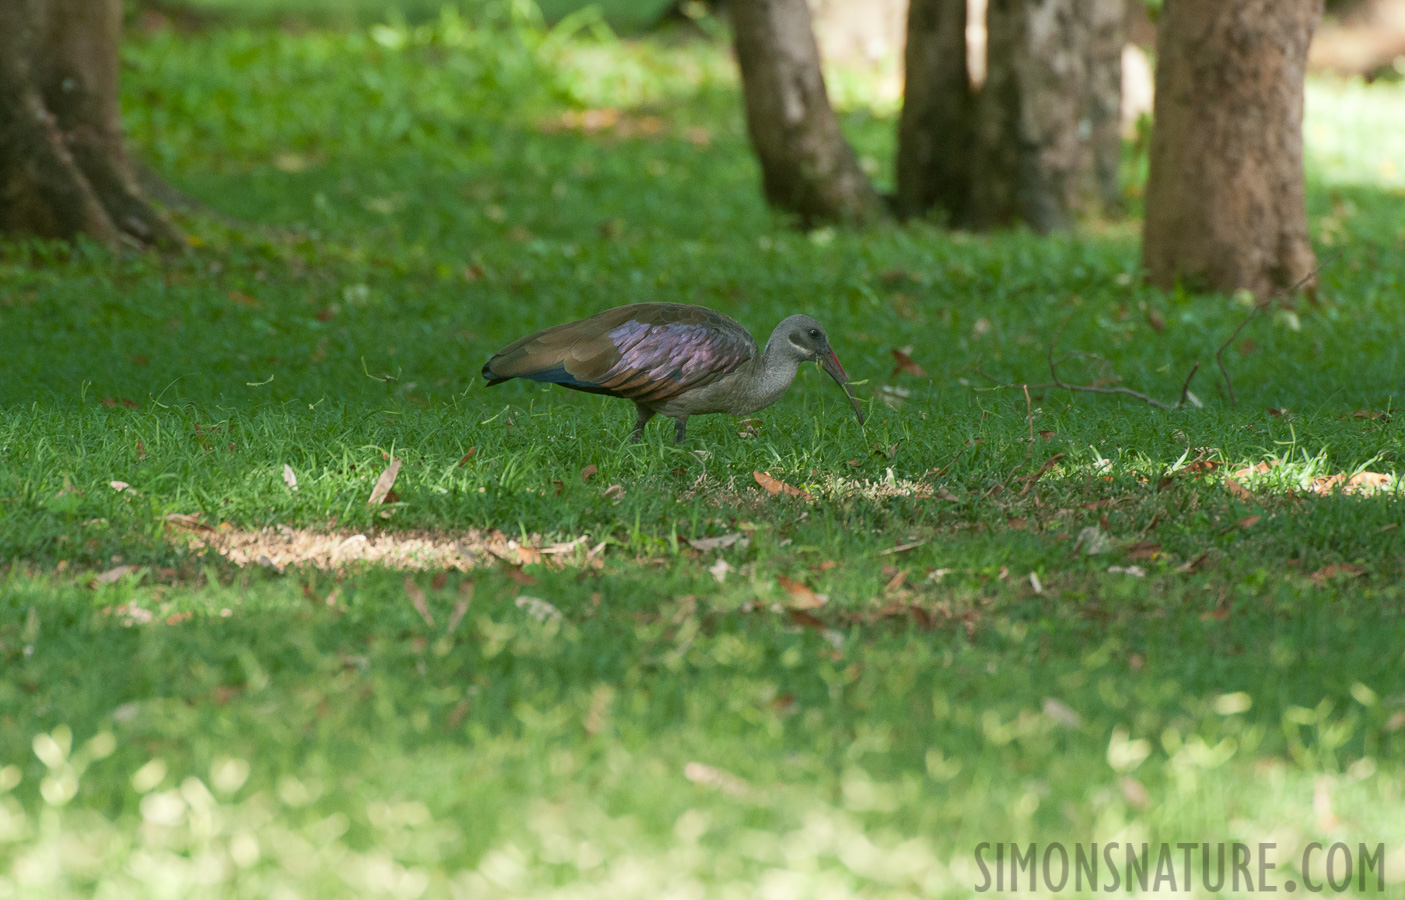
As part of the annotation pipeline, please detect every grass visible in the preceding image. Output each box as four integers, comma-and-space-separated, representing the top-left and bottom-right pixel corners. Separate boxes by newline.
2, 5, 1405, 896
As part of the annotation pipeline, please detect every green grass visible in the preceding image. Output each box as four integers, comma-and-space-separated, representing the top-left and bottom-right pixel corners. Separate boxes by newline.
2, 6, 1405, 897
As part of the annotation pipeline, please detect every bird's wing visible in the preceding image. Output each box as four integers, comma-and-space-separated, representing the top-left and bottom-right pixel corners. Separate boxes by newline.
483, 303, 755, 403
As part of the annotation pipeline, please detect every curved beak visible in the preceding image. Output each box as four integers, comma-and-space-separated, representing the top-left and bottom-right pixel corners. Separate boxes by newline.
818, 349, 866, 426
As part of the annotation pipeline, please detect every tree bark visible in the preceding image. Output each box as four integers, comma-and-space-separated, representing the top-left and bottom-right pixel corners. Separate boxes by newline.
894, 0, 973, 222
730, 0, 884, 226
970, 0, 1124, 232
1142, 0, 1321, 297
0, 0, 179, 247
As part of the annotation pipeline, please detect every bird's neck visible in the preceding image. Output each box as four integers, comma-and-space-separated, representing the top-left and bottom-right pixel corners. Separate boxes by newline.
740, 335, 802, 412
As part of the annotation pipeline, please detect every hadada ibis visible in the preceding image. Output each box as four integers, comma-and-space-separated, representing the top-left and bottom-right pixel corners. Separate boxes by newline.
482, 302, 865, 442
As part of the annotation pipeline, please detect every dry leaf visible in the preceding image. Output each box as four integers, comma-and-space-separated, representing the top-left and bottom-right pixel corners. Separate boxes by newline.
1007, 517, 1027, 530
109, 481, 131, 492
282, 465, 298, 492
457, 448, 476, 466
1353, 410, 1390, 421
1075, 526, 1112, 556
1107, 565, 1147, 577
1146, 310, 1166, 333
933, 488, 960, 502
878, 539, 928, 555
754, 470, 811, 500
515, 595, 562, 622
683, 762, 749, 797
602, 484, 625, 499
1126, 541, 1161, 560
890, 348, 926, 377
1042, 698, 1082, 728
368, 458, 402, 506
687, 532, 747, 552
580, 464, 597, 483
404, 577, 434, 626
1310, 563, 1366, 583
777, 575, 827, 609
1224, 479, 1253, 499
1238, 514, 1261, 529
708, 558, 733, 583
164, 513, 214, 533
1038, 430, 1056, 441
93, 565, 136, 585
1346, 471, 1391, 494
448, 582, 473, 633
1176, 552, 1209, 574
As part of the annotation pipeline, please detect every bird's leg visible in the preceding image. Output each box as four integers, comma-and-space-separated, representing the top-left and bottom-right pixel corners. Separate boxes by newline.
673, 416, 688, 444
630, 405, 655, 443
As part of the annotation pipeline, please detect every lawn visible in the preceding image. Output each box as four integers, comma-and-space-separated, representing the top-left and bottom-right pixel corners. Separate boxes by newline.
1, 5, 1404, 897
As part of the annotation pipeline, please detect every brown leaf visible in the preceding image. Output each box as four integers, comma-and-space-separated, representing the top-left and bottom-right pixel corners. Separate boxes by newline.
786, 608, 827, 630
164, 513, 214, 533
367, 457, 402, 506
688, 532, 747, 552
754, 470, 811, 500
514, 545, 543, 566
228, 291, 261, 308
1038, 430, 1056, 441
448, 581, 473, 633
1224, 479, 1253, 500
93, 565, 136, 585
1310, 563, 1366, 584
580, 464, 597, 483
1126, 541, 1161, 560
504, 567, 536, 586
404, 577, 433, 625
136, 441, 147, 459
1237, 514, 1261, 529
1353, 410, 1390, 421
1346, 471, 1391, 494
1267, 408, 1287, 417
1185, 460, 1220, 475
458, 447, 476, 466
890, 348, 926, 377
1176, 552, 1209, 574
777, 575, 827, 609
1007, 517, 1027, 530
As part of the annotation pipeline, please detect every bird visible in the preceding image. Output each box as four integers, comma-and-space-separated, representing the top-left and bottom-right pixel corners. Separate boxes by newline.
482, 302, 865, 443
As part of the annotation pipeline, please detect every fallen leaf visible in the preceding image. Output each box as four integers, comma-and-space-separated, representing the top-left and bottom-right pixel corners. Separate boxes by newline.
1310, 563, 1366, 584
1238, 514, 1261, 529
688, 532, 747, 552
777, 575, 827, 609
448, 582, 473, 633
708, 558, 733, 583
282, 465, 298, 492
1146, 310, 1166, 333
1353, 410, 1390, 421
1267, 408, 1287, 417
1176, 552, 1209, 574
1007, 517, 1027, 530
136, 441, 147, 459
1042, 698, 1082, 728
515, 595, 562, 622
786, 608, 828, 630
368, 458, 401, 506
1224, 479, 1253, 499
228, 291, 261, 308
683, 761, 749, 797
580, 464, 597, 483
1038, 430, 1057, 441
513, 544, 543, 566
458, 448, 476, 466
109, 481, 131, 493
1125, 541, 1161, 560
1107, 565, 1146, 577
878, 539, 928, 555
754, 470, 811, 500
602, 484, 625, 499
404, 577, 434, 626
1184, 460, 1220, 475
164, 513, 214, 534
933, 488, 960, 502
93, 565, 136, 585
1075, 526, 1112, 556
890, 348, 926, 377
1346, 471, 1392, 494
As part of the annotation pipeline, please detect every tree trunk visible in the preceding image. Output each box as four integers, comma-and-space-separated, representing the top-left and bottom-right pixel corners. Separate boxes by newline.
0, 0, 179, 247
895, 0, 973, 222
970, 0, 1124, 232
730, 0, 884, 226
1142, 0, 1321, 297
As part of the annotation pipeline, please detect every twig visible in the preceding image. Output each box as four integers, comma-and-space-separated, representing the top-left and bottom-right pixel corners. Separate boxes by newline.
1022, 384, 1035, 461
1047, 321, 1194, 410
1214, 255, 1335, 406
1019, 452, 1066, 498
1176, 362, 1201, 408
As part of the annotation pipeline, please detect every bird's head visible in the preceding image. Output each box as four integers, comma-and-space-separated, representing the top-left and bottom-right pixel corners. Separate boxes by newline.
774, 315, 866, 426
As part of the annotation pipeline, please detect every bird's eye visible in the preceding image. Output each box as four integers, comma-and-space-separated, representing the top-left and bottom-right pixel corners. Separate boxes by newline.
807, 328, 820, 339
